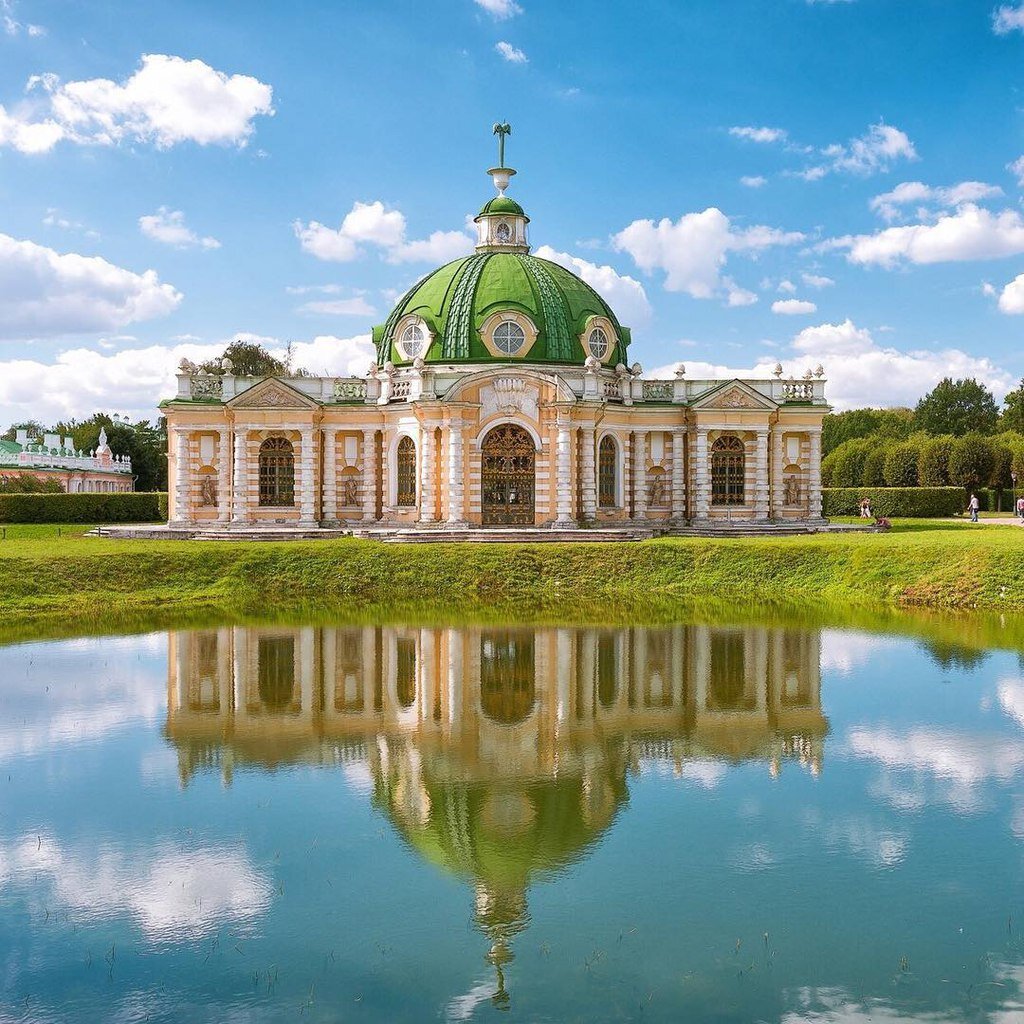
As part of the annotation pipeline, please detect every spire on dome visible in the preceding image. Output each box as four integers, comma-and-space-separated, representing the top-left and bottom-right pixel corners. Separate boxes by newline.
476, 122, 529, 252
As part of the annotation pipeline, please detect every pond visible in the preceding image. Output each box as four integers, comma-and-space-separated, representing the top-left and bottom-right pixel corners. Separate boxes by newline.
1, 611, 1023, 1022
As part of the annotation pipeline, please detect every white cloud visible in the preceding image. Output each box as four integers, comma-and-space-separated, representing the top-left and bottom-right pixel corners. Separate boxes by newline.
295, 200, 472, 265
778, 278, 797, 293
533, 244, 652, 324
725, 279, 759, 307
869, 180, 1003, 222
1, 0, 43, 36
495, 40, 528, 63
740, 175, 767, 188
834, 203, 1024, 266
285, 283, 343, 295
802, 272, 834, 288
612, 207, 803, 301
650, 318, 1013, 410
729, 126, 787, 144
1010, 155, 1024, 186
297, 297, 376, 317
994, 3, 1024, 34
0, 54, 273, 154
998, 273, 1024, 314
0, 232, 181, 341
473, 0, 522, 18
772, 298, 817, 315
0, 334, 375, 424
799, 123, 917, 180
139, 207, 220, 250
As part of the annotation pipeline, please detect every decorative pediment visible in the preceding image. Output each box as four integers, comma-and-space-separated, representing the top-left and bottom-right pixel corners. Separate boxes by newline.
691, 379, 777, 412
227, 378, 321, 410
480, 377, 540, 420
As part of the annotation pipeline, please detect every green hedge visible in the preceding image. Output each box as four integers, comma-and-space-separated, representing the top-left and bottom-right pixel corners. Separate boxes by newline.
0, 492, 167, 524
823, 487, 964, 518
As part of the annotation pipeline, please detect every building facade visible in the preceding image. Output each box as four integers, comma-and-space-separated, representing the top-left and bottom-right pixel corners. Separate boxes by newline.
162, 149, 829, 533
0, 427, 134, 492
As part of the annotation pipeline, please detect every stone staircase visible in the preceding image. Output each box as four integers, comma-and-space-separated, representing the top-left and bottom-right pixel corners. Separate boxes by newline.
357, 526, 659, 544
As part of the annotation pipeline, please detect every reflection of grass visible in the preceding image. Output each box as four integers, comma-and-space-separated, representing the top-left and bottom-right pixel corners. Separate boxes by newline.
2, 520, 1024, 634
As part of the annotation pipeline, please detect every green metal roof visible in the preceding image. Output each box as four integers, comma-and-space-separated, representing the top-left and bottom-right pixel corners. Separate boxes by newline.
372, 251, 630, 366
477, 196, 527, 219
0, 439, 21, 455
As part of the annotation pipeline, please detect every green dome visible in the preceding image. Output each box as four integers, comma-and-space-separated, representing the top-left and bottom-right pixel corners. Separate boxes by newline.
372, 251, 632, 366
478, 196, 526, 218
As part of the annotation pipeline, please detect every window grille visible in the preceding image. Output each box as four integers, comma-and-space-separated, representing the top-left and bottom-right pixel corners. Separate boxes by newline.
598, 435, 617, 507
711, 434, 745, 506
258, 437, 295, 506
396, 436, 416, 506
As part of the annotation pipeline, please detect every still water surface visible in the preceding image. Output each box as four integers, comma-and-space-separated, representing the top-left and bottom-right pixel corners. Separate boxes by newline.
1, 615, 1023, 1022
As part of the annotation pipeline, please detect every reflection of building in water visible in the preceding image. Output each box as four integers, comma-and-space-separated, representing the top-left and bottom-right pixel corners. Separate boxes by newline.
167, 622, 825, 1005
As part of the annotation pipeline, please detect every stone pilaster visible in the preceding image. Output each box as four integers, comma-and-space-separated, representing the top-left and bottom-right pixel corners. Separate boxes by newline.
447, 415, 466, 525
670, 427, 686, 522
217, 429, 230, 522
361, 429, 377, 522
298, 428, 317, 525
231, 431, 248, 523
808, 429, 824, 521
322, 430, 338, 523
754, 429, 770, 520
633, 430, 649, 520
554, 414, 574, 527
172, 429, 190, 524
580, 424, 597, 522
693, 428, 710, 520
419, 422, 437, 523
771, 430, 786, 519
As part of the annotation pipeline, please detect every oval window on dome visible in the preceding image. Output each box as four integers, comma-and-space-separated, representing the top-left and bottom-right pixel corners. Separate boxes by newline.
495, 221, 512, 243
587, 327, 610, 361
398, 321, 427, 359
493, 319, 526, 356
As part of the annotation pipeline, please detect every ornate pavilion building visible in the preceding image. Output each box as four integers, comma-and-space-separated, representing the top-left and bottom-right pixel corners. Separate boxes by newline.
162, 133, 829, 536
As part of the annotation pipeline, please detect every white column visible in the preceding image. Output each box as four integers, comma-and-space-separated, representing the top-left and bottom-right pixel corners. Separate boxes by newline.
172, 429, 190, 524
771, 430, 786, 519
361, 429, 376, 522
231, 431, 248, 523
555, 414, 574, 527
755, 429, 770, 520
693, 428, 710, 520
419, 421, 437, 523
808, 429, 823, 520
299, 428, 316, 525
216, 429, 230, 522
633, 431, 649, 520
671, 427, 686, 522
323, 430, 338, 523
581, 424, 597, 522
447, 415, 465, 525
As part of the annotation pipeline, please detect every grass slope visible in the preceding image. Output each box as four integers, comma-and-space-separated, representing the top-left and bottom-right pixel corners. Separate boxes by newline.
1, 521, 1022, 632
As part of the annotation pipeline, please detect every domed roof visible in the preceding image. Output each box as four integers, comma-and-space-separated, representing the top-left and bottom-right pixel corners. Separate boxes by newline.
478, 196, 527, 219
372, 251, 631, 366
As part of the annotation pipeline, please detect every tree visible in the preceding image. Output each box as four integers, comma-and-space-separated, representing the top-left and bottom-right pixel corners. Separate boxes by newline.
914, 377, 999, 436
883, 440, 921, 487
917, 435, 954, 486
2, 420, 44, 443
1001, 378, 1024, 433
821, 407, 913, 456
0, 473, 63, 493
824, 438, 870, 487
198, 339, 309, 378
54, 414, 168, 491
948, 433, 995, 491
861, 443, 890, 487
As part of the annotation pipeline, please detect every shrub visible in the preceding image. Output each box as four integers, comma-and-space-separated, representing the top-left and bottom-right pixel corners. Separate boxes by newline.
882, 440, 921, 487
0, 492, 167, 524
948, 433, 995, 491
917, 435, 954, 486
824, 438, 871, 488
0, 473, 65, 494
823, 487, 964, 518
861, 444, 889, 487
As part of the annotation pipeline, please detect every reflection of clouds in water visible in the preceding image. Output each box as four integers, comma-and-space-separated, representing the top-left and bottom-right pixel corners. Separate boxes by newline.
823, 817, 908, 868
638, 757, 728, 788
732, 842, 775, 871
819, 631, 901, 676
0, 635, 165, 763
341, 761, 375, 796
997, 679, 1024, 730
783, 986, 963, 1022
0, 834, 271, 942
847, 726, 1024, 814
446, 978, 499, 1021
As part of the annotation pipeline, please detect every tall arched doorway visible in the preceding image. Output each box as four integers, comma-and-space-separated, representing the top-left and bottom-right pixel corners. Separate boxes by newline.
481, 424, 536, 526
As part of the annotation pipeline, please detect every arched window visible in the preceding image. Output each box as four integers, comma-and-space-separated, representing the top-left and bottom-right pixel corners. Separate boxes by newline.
399, 321, 426, 359
711, 434, 745, 506
598, 435, 617, 507
493, 319, 526, 355
396, 436, 416, 507
587, 327, 609, 360
259, 437, 294, 506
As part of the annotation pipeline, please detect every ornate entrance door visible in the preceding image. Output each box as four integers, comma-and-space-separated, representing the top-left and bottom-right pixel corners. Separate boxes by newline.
481, 424, 536, 526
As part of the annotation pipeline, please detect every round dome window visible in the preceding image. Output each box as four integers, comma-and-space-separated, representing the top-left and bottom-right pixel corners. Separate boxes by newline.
587, 327, 609, 360
493, 319, 526, 355
399, 321, 427, 359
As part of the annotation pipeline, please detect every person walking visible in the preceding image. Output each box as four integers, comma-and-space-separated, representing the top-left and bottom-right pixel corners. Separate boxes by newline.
1016, 494, 1024, 522
969, 493, 980, 523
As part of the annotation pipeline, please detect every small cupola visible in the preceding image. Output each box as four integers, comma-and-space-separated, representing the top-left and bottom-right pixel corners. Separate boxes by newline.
474, 121, 530, 253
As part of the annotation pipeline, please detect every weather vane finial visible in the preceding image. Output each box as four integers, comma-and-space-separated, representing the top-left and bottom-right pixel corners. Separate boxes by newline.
492, 121, 512, 168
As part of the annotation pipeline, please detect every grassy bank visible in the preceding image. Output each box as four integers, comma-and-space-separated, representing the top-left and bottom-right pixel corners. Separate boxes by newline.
1, 520, 1023, 632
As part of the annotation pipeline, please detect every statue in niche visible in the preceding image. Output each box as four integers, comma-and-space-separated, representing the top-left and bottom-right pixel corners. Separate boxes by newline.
342, 477, 359, 507
784, 475, 801, 506
200, 476, 218, 507
648, 474, 666, 507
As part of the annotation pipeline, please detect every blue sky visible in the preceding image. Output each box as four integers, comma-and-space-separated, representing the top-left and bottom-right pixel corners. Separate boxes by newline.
2, 0, 1024, 423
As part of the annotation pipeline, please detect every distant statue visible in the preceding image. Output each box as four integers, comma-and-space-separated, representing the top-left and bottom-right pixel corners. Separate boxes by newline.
200, 476, 218, 507
178, 358, 197, 374
784, 475, 801, 506
648, 474, 666, 507
342, 477, 359, 507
